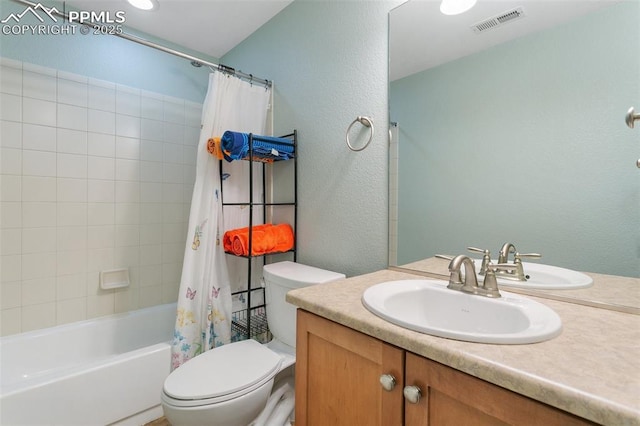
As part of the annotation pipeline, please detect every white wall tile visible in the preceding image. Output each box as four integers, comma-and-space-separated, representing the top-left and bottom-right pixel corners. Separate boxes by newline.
57, 226, 87, 251
163, 123, 184, 144
141, 118, 164, 141
88, 156, 115, 180
162, 203, 184, 223
57, 71, 87, 84
57, 178, 87, 202
1, 228, 22, 255
183, 166, 196, 186
163, 183, 183, 203
140, 182, 162, 203
1, 175, 21, 201
0, 93, 22, 122
87, 225, 114, 249
88, 84, 115, 112
139, 224, 163, 245
57, 128, 87, 154
163, 142, 182, 164
1, 308, 22, 336
139, 203, 163, 224
22, 176, 56, 202
183, 126, 200, 146
87, 248, 114, 272
22, 227, 56, 254
1, 148, 22, 175
88, 203, 114, 226
140, 140, 163, 162
21, 277, 56, 305
116, 136, 139, 159
1, 254, 22, 282
115, 224, 139, 247
139, 264, 162, 287
116, 114, 140, 138
0, 58, 22, 69
23, 123, 56, 152
22, 150, 55, 177
116, 89, 140, 117
21, 252, 56, 280
23, 63, 55, 76
163, 99, 184, 124
57, 153, 87, 179
141, 96, 163, 121
21, 302, 55, 331
140, 161, 163, 183
1, 281, 21, 309
163, 164, 183, 184
139, 244, 162, 266
115, 181, 139, 203
114, 246, 138, 267
57, 273, 87, 300
1, 66, 22, 96
115, 159, 139, 181
23, 98, 55, 126
57, 203, 87, 226
57, 104, 87, 131
56, 297, 86, 325
57, 250, 87, 276
86, 293, 114, 318
88, 132, 115, 157
23, 71, 56, 102
1, 120, 22, 148
88, 179, 115, 203
58, 78, 88, 107
1, 202, 22, 228
182, 145, 197, 165
184, 102, 202, 127
88, 109, 115, 134
22, 202, 56, 228
115, 203, 139, 225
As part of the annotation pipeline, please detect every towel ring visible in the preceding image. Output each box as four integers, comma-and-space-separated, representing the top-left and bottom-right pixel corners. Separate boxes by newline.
346, 116, 374, 152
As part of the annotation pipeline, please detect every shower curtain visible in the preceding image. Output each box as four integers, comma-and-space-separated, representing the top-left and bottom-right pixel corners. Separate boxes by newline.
171, 72, 272, 370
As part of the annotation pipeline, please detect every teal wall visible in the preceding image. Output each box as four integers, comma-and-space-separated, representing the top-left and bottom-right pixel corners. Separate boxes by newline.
0, 0, 216, 102
223, 0, 400, 276
391, 2, 639, 277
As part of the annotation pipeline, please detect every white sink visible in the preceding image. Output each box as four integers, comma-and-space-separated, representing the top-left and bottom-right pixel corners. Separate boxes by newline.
473, 261, 593, 290
362, 279, 562, 344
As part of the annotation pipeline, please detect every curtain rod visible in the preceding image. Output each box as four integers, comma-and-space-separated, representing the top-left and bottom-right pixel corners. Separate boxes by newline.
10, 0, 272, 88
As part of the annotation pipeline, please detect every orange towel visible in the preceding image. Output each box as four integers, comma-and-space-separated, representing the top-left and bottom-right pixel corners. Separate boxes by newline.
223, 223, 294, 256
207, 137, 225, 160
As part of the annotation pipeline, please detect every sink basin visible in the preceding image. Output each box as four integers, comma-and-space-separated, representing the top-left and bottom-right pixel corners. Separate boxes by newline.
362, 280, 562, 344
472, 260, 593, 290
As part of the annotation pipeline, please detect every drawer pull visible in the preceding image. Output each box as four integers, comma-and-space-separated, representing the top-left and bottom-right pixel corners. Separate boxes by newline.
403, 385, 422, 404
379, 374, 396, 391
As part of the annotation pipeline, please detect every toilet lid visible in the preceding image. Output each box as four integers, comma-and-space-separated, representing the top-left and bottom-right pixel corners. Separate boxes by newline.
163, 339, 283, 401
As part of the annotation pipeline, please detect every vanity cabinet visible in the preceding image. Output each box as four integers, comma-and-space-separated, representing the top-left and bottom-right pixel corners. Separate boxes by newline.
295, 310, 595, 426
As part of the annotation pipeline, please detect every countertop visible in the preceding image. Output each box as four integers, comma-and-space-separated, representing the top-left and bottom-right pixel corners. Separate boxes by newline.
286, 268, 640, 425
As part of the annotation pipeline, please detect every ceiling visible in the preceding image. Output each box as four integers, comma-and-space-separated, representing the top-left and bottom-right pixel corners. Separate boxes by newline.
390, 0, 621, 81
65, 0, 293, 59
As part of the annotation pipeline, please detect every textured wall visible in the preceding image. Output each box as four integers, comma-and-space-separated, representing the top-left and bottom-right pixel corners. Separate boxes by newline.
223, 0, 402, 277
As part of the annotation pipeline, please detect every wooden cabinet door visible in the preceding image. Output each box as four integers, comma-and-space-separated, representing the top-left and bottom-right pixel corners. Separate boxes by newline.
295, 310, 404, 426
404, 353, 594, 426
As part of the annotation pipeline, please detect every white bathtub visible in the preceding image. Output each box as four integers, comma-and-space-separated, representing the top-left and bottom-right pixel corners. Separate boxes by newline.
0, 303, 176, 426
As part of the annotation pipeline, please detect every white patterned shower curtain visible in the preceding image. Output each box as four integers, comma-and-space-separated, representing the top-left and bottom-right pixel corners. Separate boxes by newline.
171, 72, 272, 370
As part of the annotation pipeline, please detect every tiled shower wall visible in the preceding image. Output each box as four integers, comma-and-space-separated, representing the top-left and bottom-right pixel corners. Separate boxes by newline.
0, 57, 201, 336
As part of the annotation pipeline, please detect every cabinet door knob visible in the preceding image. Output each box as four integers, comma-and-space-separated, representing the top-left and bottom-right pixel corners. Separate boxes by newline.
403, 385, 422, 404
379, 374, 396, 391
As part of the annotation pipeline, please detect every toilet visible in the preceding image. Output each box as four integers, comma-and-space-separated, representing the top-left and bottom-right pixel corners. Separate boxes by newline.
161, 261, 345, 426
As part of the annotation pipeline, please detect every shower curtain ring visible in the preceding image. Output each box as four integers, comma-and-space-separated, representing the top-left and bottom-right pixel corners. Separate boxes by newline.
346, 116, 374, 151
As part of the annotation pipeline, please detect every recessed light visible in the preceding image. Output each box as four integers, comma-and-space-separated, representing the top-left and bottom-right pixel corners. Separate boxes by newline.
440, 0, 477, 16
127, 0, 159, 11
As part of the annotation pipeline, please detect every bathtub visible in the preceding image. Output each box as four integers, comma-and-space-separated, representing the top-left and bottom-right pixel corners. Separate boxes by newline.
0, 303, 176, 426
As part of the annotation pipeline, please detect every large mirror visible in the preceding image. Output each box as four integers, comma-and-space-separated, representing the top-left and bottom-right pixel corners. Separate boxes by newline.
389, 0, 639, 309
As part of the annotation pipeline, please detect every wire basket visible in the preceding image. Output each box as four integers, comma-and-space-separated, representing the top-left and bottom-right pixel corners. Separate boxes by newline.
231, 306, 272, 343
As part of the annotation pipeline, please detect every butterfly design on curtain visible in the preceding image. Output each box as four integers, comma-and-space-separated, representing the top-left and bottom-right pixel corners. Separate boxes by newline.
191, 218, 208, 250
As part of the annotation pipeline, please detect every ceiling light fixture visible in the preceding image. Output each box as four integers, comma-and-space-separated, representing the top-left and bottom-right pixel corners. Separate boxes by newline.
127, 0, 159, 11
440, 0, 477, 16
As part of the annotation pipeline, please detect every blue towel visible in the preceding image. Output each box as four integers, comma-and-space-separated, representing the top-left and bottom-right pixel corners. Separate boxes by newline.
221, 131, 294, 162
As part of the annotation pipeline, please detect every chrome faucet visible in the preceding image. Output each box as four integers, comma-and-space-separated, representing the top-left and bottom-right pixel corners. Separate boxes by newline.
495, 243, 541, 281
446, 255, 502, 298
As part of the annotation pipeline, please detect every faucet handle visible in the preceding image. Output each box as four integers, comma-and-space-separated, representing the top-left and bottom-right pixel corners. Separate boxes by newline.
435, 254, 453, 261
467, 247, 491, 275
515, 252, 541, 260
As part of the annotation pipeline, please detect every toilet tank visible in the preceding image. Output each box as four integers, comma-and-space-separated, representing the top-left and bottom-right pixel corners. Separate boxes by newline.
263, 261, 345, 348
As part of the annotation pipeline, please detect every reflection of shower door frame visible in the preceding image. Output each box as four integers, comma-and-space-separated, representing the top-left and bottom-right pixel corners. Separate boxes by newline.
389, 122, 399, 266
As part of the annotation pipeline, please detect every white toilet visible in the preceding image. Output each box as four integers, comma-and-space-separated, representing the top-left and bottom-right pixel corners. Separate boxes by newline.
161, 261, 345, 426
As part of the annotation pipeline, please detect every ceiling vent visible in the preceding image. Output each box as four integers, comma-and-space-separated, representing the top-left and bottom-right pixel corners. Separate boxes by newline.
471, 7, 525, 33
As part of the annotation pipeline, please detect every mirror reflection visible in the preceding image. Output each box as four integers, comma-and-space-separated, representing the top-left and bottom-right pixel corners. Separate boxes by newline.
389, 0, 639, 282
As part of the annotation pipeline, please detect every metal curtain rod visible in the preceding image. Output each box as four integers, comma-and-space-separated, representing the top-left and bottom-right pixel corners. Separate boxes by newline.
10, 0, 272, 88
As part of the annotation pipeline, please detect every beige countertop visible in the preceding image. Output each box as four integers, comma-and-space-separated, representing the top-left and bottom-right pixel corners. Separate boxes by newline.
286, 268, 640, 426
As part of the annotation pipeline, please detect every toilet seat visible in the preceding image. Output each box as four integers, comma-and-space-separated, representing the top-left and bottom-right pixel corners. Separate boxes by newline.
162, 339, 283, 408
